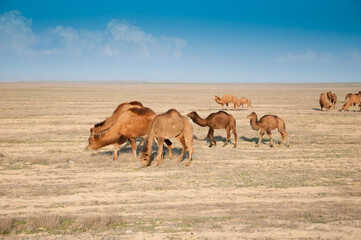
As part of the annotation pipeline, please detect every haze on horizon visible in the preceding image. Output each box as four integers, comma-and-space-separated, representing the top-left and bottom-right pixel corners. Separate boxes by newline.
0, 0, 361, 83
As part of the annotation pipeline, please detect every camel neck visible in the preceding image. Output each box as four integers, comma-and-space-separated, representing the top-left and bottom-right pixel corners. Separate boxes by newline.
190, 113, 208, 127
249, 118, 260, 130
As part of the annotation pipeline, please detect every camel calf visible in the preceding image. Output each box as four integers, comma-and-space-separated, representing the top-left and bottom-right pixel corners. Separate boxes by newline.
238, 97, 253, 110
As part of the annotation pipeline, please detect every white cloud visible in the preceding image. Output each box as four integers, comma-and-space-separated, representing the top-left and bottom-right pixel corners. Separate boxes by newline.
0, 10, 37, 55
276, 49, 334, 63
0, 10, 187, 59
344, 48, 361, 62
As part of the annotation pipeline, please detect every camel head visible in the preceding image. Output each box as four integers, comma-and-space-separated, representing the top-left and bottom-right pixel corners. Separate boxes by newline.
341, 104, 347, 112
140, 152, 150, 167
86, 134, 100, 150
187, 111, 197, 119
214, 95, 219, 100
247, 112, 257, 120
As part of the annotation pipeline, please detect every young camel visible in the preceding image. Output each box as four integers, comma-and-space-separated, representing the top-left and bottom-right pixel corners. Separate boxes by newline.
214, 95, 239, 110
247, 112, 289, 147
237, 97, 253, 110
90, 101, 143, 135
141, 109, 193, 167
319, 93, 332, 111
187, 111, 237, 148
341, 93, 361, 112
87, 107, 172, 161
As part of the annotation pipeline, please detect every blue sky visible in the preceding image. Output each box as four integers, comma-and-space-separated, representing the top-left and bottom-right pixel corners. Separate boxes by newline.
0, 0, 361, 82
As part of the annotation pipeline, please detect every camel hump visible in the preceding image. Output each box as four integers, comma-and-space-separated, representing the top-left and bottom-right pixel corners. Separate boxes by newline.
129, 101, 143, 107
216, 110, 229, 116
164, 109, 182, 117
128, 107, 155, 116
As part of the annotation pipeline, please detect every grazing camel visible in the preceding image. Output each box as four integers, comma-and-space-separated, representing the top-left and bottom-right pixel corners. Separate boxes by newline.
237, 97, 253, 110
247, 112, 289, 147
344, 92, 361, 111
87, 107, 172, 161
319, 93, 332, 111
341, 93, 361, 112
141, 109, 193, 167
214, 95, 239, 110
90, 101, 143, 135
187, 111, 237, 148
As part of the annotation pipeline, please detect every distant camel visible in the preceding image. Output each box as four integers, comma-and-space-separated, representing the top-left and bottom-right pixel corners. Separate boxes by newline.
87, 107, 172, 161
331, 93, 337, 109
187, 111, 237, 148
214, 95, 239, 110
345, 92, 361, 111
326, 91, 333, 102
141, 109, 193, 167
341, 93, 361, 112
319, 93, 332, 111
247, 112, 289, 147
237, 97, 253, 110
90, 101, 143, 135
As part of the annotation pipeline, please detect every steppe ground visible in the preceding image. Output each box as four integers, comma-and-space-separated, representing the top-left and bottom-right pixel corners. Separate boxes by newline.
0, 82, 360, 239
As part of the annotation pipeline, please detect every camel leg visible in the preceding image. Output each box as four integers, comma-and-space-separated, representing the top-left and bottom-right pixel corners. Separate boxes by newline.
233, 127, 238, 148
175, 134, 187, 163
113, 136, 127, 160
207, 128, 215, 147
183, 128, 194, 167
137, 137, 144, 148
226, 103, 229, 111
223, 125, 231, 147
155, 137, 164, 166
164, 139, 173, 160
256, 129, 265, 147
128, 137, 137, 160
249, 104, 253, 111
266, 130, 273, 147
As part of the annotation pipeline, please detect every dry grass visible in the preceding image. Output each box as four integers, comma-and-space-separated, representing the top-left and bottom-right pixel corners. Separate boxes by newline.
0, 82, 360, 239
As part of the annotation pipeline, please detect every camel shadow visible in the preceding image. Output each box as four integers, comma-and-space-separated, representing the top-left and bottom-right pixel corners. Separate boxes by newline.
240, 136, 270, 144
312, 108, 322, 111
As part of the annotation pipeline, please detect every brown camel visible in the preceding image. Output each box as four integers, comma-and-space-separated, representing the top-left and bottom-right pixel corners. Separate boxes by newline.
90, 101, 143, 135
87, 107, 172, 161
341, 93, 361, 112
214, 95, 239, 110
326, 91, 333, 102
319, 93, 332, 111
187, 111, 237, 148
141, 109, 193, 167
344, 92, 361, 111
247, 112, 289, 147
331, 93, 337, 109
237, 97, 253, 110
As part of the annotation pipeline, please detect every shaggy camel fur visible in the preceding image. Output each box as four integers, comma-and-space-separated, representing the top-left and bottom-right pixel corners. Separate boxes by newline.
341, 93, 361, 112
87, 107, 172, 161
214, 95, 239, 110
237, 97, 253, 110
319, 93, 332, 111
247, 112, 289, 147
187, 111, 237, 148
326, 91, 333, 102
90, 101, 143, 135
141, 109, 193, 167
331, 93, 337, 109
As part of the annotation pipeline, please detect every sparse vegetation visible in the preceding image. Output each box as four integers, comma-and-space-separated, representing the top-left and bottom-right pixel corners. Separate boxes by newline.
0, 82, 360, 239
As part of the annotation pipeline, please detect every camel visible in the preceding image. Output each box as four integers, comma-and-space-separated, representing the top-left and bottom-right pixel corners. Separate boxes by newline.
344, 92, 361, 111
87, 107, 173, 161
331, 93, 337, 109
141, 109, 193, 167
326, 91, 333, 102
319, 93, 332, 111
237, 97, 253, 110
90, 101, 143, 135
187, 111, 237, 148
247, 112, 289, 148
214, 95, 239, 110
341, 93, 361, 112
